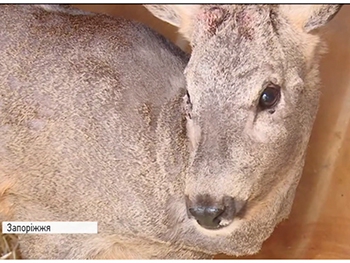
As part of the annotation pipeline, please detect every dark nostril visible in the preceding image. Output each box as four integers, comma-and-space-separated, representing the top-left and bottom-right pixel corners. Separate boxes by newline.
188, 206, 225, 230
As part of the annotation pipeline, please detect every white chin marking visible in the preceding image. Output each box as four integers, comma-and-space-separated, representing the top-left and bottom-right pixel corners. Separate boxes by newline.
193, 218, 243, 237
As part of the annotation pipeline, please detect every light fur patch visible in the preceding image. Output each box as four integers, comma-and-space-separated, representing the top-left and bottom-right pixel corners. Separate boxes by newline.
193, 218, 243, 237
176, 5, 201, 41
37, 5, 92, 15
186, 118, 201, 152
279, 5, 324, 30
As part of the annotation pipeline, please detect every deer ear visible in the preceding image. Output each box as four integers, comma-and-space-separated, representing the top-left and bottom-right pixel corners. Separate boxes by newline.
144, 5, 200, 41
144, 5, 228, 43
279, 5, 343, 33
144, 5, 184, 27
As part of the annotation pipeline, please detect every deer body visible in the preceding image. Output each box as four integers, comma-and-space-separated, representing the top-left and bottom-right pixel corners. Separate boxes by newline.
0, 4, 198, 259
0, 4, 343, 259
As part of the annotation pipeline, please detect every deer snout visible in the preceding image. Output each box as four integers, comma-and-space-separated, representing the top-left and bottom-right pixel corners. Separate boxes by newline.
188, 206, 224, 229
186, 195, 241, 230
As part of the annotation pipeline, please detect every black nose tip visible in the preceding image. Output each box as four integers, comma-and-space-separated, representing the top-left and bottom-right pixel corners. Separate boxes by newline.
188, 206, 224, 229
186, 195, 241, 230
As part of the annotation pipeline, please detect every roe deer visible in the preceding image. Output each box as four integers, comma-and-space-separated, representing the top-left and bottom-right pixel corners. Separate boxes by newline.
0, 4, 342, 259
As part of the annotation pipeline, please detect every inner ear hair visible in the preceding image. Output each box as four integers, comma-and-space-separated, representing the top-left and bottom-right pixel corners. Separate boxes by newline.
279, 5, 343, 33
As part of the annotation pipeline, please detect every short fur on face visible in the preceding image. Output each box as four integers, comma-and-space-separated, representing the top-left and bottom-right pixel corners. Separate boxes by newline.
145, 4, 342, 255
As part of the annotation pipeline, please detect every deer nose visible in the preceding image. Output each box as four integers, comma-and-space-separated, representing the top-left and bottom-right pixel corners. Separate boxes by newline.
186, 195, 241, 230
188, 206, 224, 229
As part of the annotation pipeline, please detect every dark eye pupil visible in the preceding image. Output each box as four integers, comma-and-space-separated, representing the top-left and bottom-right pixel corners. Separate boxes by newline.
259, 85, 281, 109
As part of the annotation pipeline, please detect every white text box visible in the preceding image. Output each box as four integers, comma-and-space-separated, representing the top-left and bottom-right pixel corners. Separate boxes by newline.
2, 221, 98, 234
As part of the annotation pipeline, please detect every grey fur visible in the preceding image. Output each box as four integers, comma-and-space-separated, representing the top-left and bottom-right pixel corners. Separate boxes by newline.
0, 4, 342, 259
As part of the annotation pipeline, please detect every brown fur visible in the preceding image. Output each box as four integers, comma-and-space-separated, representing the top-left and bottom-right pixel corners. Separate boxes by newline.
144, 2, 343, 255
0, 4, 343, 259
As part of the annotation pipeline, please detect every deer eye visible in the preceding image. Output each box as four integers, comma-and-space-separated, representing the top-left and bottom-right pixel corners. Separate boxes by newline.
259, 84, 281, 110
